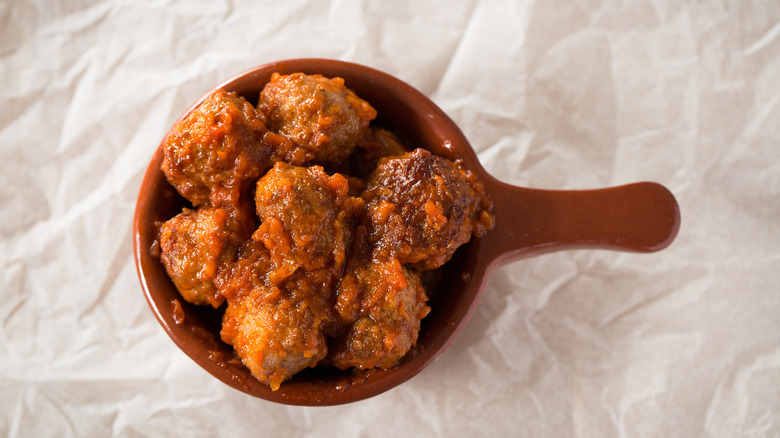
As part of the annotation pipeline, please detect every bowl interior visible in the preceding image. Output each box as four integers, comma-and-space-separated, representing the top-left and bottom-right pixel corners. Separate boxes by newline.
133, 59, 493, 405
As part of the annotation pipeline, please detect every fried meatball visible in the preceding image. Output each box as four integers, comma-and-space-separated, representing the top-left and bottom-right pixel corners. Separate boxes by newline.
161, 90, 275, 207
258, 73, 377, 170
350, 127, 409, 178
363, 148, 494, 270
220, 251, 338, 391
253, 161, 362, 283
221, 292, 327, 391
329, 257, 430, 370
159, 206, 253, 308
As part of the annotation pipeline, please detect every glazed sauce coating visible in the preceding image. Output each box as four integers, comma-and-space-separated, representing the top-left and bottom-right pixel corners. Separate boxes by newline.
220, 262, 337, 391
161, 90, 273, 207
364, 148, 494, 270
158, 73, 494, 390
159, 206, 253, 308
259, 72, 377, 171
253, 161, 361, 284
330, 257, 430, 370
216, 239, 341, 390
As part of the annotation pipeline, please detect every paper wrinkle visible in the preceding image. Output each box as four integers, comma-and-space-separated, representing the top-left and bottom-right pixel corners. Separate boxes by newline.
705, 346, 780, 436
429, 0, 484, 98
3, 0, 780, 436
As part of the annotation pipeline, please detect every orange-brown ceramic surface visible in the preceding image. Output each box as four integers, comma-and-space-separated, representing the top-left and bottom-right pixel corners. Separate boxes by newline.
133, 59, 681, 406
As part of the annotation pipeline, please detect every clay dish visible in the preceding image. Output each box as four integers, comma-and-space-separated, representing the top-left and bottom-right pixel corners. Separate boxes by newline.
133, 58, 681, 406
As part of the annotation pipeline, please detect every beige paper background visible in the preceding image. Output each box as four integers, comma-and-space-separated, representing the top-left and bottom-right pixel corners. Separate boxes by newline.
2, 0, 779, 436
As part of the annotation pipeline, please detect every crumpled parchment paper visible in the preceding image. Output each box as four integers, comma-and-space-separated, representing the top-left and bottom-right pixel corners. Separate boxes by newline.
2, 0, 779, 436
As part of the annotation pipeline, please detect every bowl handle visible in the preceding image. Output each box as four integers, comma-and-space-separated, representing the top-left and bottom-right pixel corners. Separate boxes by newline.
481, 179, 681, 267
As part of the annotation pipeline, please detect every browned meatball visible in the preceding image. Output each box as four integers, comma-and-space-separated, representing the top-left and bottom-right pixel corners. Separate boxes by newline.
253, 161, 362, 283
258, 73, 377, 170
350, 127, 409, 178
219, 242, 338, 391
159, 206, 253, 308
363, 148, 495, 270
329, 257, 430, 370
161, 90, 275, 207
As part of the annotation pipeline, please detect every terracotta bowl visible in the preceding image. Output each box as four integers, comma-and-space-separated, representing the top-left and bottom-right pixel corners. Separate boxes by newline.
133, 58, 681, 406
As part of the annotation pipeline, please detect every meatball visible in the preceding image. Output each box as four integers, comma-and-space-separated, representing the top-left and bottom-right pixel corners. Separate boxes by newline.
350, 127, 409, 178
159, 206, 253, 308
221, 292, 328, 391
363, 148, 494, 270
253, 161, 362, 283
258, 73, 377, 170
161, 90, 275, 207
220, 247, 338, 391
329, 257, 430, 370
